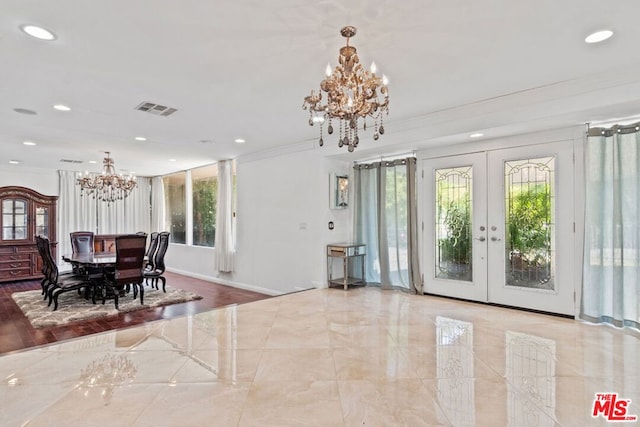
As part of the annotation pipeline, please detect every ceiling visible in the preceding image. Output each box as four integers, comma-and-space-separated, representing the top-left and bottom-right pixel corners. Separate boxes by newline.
2, 0, 640, 177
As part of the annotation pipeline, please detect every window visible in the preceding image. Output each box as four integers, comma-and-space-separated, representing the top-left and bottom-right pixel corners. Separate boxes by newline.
161, 161, 235, 248
191, 164, 217, 247
163, 172, 186, 244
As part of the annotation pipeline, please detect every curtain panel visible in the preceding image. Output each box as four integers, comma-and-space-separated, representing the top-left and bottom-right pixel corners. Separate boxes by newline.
151, 176, 165, 232
214, 160, 235, 272
582, 124, 640, 329
58, 171, 151, 268
353, 157, 422, 293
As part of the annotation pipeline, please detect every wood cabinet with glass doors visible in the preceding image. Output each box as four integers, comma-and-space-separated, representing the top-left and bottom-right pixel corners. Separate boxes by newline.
0, 186, 57, 283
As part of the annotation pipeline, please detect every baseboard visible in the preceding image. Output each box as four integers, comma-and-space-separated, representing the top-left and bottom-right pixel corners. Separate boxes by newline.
311, 280, 327, 289
166, 267, 283, 296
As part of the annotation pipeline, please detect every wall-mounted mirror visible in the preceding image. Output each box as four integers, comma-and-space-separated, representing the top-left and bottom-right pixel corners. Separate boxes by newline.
330, 173, 349, 209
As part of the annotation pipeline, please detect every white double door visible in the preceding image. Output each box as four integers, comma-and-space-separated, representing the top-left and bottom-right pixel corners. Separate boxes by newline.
422, 141, 575, 316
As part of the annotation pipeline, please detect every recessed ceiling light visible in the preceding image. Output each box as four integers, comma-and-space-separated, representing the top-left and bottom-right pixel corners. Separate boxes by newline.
168, 158, 177, 162
469, 132, 484, 138
53, 104, 71, 111
234, 138, 246, 144
20, 25, 56, 41
585, 30, 613, 44
88, 160, 97, 164
134, 136, 147, 141
23, 141, 37, 146
9, 160, 20, 165
13, 108, 37, 115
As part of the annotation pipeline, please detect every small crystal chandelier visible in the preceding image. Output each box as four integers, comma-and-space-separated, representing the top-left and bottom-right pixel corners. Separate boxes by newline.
77, 152, 137, 204
303, 26, 389, 152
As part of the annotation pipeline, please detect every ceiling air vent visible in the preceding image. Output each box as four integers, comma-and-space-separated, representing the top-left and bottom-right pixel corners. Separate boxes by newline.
134, 101, 178, 117
60, 159, 84, 164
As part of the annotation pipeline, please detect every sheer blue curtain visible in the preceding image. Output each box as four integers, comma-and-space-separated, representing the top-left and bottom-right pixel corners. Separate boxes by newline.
582, 124, 640, 329
353, 158, 422, 293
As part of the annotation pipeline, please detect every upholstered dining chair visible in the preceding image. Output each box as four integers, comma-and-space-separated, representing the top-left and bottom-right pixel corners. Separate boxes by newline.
102, 234, 147, 309
70, 231, 95, 253
143, 231, 169, 292
69, 231, 96, 277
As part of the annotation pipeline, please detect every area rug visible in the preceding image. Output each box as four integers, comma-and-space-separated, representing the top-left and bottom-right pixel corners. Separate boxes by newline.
12, 285, 203, 328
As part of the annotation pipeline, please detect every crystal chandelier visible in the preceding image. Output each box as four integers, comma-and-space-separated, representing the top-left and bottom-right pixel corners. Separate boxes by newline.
303, 26, 389, 152
77, 152, 137, 204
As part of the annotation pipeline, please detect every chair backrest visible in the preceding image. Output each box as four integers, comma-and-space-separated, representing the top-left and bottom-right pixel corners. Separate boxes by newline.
35, 235, 49, 278
38, 235, 60, 283
146, 232, 159, 260
152, 232, 170, 273
114, 234, 147, 284
70, 231, 95, 254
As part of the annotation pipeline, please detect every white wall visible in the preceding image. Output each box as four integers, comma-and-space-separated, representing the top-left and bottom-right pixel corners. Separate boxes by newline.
166, 148, 352, 295
0, 167, 58, 196
234, 149, 351, 294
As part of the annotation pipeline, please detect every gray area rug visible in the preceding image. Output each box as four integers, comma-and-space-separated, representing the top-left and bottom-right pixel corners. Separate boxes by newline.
12, 285, 203, 328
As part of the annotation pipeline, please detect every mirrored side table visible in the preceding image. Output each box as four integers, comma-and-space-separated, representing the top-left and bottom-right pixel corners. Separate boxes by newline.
327, 243, 366, 290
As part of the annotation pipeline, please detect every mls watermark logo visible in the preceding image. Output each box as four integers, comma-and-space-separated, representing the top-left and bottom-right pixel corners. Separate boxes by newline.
592, 393, 638, 422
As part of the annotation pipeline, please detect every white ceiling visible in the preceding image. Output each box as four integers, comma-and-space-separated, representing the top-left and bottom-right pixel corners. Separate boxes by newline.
2, 0, 640, 176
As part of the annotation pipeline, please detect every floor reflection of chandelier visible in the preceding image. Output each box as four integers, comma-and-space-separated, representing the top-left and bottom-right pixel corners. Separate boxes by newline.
79, 353, 138, 405
303, 26, 389, 152
77, 152, 137, 204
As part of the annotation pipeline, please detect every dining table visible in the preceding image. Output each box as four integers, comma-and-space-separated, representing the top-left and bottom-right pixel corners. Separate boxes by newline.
62, 252, 117, 267
62, 251, 148, 304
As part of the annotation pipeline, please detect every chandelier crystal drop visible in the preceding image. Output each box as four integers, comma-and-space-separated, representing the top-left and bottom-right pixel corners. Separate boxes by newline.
77, 152, 137, 204
303, 26, 389, 152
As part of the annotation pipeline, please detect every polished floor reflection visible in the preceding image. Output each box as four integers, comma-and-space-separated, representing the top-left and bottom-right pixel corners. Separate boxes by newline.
2, 287, 639, 426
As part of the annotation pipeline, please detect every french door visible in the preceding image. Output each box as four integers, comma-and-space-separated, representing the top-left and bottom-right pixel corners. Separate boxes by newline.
422, 141, 575, 316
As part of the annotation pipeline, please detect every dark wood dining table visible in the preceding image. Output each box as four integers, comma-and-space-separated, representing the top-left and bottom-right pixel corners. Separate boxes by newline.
62, 252, 117, 266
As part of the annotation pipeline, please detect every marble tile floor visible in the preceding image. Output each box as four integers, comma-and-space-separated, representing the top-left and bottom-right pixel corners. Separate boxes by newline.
2, 287, 639, 426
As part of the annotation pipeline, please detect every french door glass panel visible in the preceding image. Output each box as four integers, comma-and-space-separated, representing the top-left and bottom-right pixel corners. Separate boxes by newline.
504, 157, 555, 291
435, 166, 473, 282
423, 153, 487, 302
423, 141, 574, 315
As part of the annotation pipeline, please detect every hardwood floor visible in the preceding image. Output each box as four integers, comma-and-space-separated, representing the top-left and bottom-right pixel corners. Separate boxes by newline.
0, 271, 271, 355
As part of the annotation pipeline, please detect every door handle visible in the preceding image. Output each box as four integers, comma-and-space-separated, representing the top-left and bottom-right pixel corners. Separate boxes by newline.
491, 236, 501, 242
474, 236, 486, 242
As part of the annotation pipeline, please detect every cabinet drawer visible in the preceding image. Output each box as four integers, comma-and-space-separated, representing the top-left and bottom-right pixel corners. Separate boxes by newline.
0, 268, 31, 280
0, 253, 30, 262
0, 260, 31, 269
15, 245, 37, 254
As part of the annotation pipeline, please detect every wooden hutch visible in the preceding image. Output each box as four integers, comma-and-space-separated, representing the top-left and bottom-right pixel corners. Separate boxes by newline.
0, 186, 57, 283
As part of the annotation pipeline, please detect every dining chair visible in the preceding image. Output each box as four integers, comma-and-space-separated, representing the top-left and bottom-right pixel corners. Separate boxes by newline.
69, 231, 96, 277
70, 231, 95, 253
143, 232, 159, 273
143, 231, 169, 292
43, 236, 95, 310
35, 235, 75, 301
102, 234, 147, 309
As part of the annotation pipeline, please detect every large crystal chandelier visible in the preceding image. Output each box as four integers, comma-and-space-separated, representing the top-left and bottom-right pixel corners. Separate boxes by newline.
77, 152, 137, 204
303, 26, 389, 152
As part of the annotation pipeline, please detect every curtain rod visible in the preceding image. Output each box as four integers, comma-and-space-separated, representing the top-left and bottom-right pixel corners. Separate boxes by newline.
586, 120, 640, 137
353, 151, 416, 165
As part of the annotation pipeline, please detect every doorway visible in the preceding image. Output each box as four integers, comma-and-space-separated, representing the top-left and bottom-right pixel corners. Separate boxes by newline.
422, 141, 575, 315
